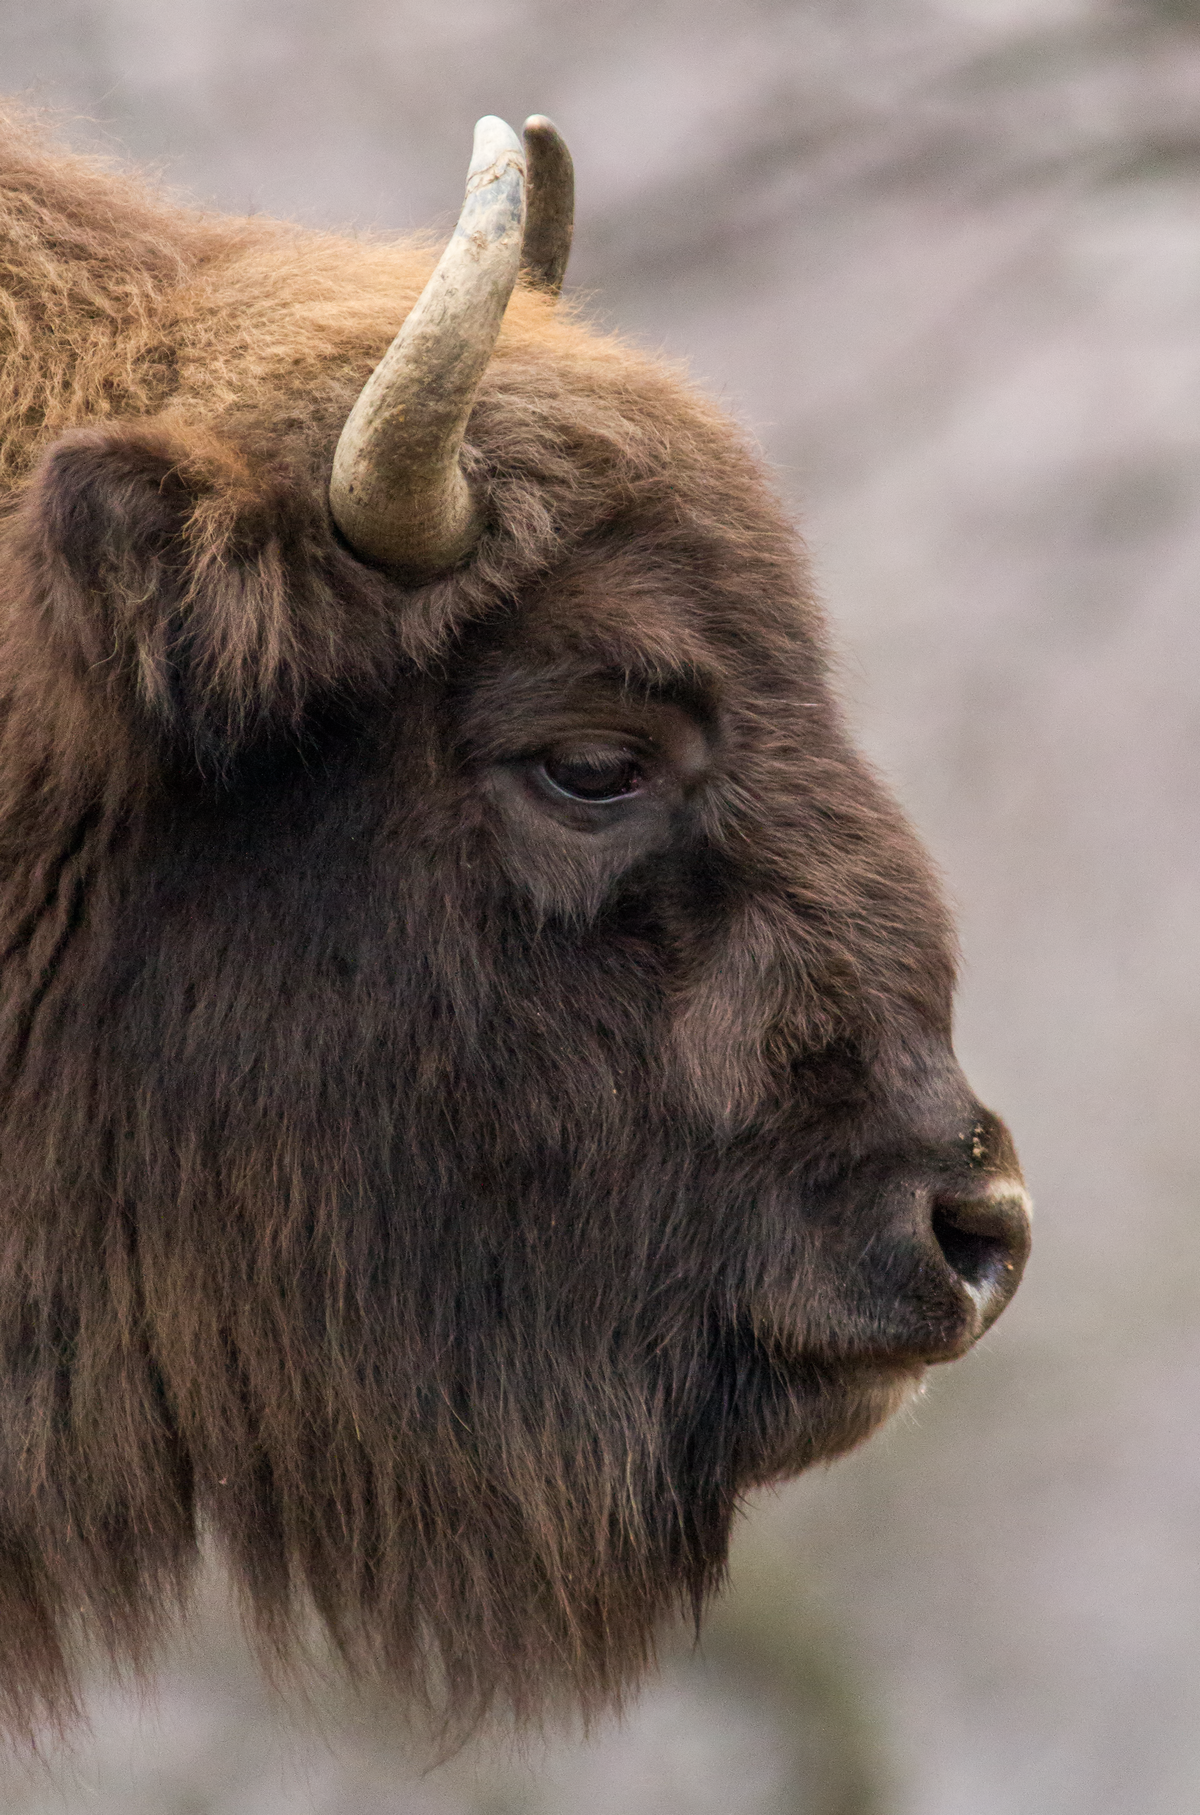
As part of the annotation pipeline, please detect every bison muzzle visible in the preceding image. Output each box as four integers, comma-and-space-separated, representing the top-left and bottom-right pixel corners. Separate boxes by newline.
0, 108, 1030, 1736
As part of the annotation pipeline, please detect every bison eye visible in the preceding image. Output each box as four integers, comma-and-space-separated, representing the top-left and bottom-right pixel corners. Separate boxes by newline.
538, 750, 645, 803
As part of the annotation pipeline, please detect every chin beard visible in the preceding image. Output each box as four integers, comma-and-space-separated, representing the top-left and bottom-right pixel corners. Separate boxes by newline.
729, 1347, 927, 1489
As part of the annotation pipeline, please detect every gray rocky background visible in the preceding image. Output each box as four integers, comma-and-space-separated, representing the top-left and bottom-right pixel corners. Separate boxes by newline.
0, 0, 1197, 1809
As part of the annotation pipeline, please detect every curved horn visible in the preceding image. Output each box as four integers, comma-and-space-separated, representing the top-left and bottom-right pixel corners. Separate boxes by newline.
520, 116, 574, 295
329, 116, 526, 577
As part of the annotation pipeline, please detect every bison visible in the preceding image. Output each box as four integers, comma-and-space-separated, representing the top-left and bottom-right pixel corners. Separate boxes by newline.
0, 108, 1030, 1738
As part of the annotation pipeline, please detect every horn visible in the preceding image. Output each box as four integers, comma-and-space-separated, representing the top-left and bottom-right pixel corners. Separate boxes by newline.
520, 116, 574, 295
329, 116, 526, 577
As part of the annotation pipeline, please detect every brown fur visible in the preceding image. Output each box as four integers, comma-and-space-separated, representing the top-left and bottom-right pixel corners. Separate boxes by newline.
0, 107, 1025, 1739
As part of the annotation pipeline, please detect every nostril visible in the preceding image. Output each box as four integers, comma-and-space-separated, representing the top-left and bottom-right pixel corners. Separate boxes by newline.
930, 1191, 1031, 1303
932, 1206, 1004, 1290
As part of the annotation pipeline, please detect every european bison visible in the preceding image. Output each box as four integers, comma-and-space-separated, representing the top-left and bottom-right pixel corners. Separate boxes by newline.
0, 109, 1029, 1736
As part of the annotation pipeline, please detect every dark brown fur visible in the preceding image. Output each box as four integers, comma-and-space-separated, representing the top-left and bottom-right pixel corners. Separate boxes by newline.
0, 109, 1025, 1737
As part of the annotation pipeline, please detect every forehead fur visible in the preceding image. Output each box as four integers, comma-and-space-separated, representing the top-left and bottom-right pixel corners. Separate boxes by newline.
0, 109, 821, 693
0, 106, 764, 510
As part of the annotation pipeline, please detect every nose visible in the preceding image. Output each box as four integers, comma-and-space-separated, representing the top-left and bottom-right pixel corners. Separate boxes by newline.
928, 1180, 1031, 1335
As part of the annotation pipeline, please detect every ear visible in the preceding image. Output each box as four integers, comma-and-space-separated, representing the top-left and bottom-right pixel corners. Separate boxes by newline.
14, 419, 402, 771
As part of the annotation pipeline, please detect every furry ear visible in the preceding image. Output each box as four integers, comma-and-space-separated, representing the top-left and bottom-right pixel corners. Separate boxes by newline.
14, 419, 402, 771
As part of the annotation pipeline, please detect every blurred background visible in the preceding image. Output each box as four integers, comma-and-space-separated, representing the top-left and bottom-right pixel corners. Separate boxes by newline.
0, 0, 1197, 1809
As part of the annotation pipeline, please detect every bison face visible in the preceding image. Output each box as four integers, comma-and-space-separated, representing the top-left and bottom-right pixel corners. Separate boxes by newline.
0, 115, 1029, 1737
441, 533, 1031, 1476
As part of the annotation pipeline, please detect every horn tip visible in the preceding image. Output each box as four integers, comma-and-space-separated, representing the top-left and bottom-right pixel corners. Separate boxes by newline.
470, 115, 523, 175
519, 116, 574, 296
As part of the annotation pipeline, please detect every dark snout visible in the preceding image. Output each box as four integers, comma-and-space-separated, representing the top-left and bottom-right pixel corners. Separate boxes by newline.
794, 1099, 1032, 1372
885, 1107, 1032, 1361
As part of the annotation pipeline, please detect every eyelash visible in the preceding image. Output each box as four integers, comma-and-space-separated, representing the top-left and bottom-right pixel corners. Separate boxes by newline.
535, 751, 646, 804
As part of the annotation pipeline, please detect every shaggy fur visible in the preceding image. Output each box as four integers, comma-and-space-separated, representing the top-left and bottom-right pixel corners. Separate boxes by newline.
0, 109, 1025, 1737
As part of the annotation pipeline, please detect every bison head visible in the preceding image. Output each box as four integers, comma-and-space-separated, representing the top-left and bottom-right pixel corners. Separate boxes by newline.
0, 114, 1028, 1735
